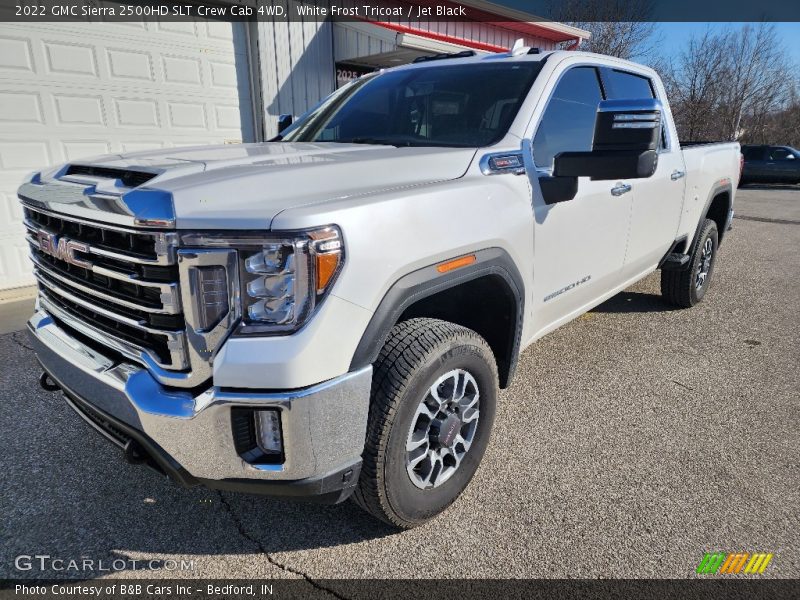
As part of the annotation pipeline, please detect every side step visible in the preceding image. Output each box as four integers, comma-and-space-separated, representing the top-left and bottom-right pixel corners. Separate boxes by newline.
660, 253, 691, 271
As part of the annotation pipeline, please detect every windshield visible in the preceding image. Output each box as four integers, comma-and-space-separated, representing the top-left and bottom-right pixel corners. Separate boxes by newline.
282, 61, 543, 148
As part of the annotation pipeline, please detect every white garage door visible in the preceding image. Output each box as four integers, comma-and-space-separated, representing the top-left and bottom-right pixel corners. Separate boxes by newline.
0, 20, 256, 290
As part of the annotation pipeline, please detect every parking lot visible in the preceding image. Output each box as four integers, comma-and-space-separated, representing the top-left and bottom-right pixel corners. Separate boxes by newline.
1, 186, 798, 583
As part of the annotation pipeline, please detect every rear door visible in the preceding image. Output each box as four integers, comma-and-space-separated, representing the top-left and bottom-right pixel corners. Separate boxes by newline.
742, 146, 767, 182
601, 68, 685, 274
527, 65, 633, 336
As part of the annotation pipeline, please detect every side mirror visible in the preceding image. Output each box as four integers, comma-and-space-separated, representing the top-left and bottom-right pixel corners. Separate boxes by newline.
554, 99, 662, 181
277, 114, 293, 133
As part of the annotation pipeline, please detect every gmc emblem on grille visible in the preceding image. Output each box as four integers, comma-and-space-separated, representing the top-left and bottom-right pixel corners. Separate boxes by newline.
36, 231, 92, 269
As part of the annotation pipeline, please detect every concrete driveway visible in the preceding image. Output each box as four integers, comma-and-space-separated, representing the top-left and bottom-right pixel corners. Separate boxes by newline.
1, 186, 798, 584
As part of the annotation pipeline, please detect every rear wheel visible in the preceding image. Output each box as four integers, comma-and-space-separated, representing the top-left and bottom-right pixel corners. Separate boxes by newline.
352, 318, 497, 528
661, 218, 719, 308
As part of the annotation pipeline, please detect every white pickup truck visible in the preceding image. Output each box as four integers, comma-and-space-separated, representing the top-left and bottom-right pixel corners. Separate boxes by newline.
22, 49, 740, 528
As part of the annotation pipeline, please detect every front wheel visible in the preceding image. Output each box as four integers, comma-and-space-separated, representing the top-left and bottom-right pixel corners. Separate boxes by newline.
661, 218, 719, 308
352, 318, 498, 528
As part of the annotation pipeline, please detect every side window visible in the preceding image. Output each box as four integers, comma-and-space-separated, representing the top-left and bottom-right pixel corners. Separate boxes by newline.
604, 69, 655, 100
533, 67, 603, 169
603, 68, 665, 149
769, 147, 794, 161
743, 146, 764, 161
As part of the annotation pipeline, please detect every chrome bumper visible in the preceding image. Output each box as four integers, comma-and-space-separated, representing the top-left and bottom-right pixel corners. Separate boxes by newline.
28, 308, 372, 492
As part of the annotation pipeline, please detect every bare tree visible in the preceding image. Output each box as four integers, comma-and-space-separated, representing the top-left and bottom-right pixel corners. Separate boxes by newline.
548, 0, 660, 60
659, 29, 729, 141
660, 24, 798, 144
718, 24, 793, 141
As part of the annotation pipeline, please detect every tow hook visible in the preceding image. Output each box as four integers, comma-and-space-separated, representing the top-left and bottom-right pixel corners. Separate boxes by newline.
123, 440, 149, 465
39, 372, 61, 392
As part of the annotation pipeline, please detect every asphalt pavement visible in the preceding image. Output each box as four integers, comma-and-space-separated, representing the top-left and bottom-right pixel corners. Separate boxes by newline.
1, 185, 798, 583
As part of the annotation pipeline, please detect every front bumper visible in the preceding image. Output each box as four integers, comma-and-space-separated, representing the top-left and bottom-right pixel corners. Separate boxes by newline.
28, 308, 372, 502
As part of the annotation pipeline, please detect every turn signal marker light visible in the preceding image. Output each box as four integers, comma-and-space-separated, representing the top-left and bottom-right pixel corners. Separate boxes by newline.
316, 252, 341, 293
437, 254, 476, 273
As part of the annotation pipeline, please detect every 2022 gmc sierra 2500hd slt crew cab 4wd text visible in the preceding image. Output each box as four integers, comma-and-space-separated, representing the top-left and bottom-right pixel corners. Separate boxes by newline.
21, 48, 740, 528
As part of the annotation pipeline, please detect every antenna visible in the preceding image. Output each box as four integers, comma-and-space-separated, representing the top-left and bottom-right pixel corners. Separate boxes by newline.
510, 38, 529, 56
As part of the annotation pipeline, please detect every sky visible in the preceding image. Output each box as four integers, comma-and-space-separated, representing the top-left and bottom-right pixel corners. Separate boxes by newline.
656, 22, 800, 66
494, 1, 800, 65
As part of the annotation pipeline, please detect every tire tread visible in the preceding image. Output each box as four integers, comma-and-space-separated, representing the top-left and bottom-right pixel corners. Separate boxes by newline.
353, 318, 495, 528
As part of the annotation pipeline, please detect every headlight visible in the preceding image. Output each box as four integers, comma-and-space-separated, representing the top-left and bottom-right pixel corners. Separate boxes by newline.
182, 226, 344, 335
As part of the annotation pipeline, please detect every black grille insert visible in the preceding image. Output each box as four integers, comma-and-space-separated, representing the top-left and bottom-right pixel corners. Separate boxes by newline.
25, 207, 158, 260
65, 164, 157, 188
41, 288, 176, 365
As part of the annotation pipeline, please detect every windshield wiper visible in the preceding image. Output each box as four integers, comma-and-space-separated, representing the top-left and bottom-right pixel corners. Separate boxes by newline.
336, 137, 408, 147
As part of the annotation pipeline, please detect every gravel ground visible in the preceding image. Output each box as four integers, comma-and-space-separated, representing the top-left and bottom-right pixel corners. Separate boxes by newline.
1, 186, 798, 583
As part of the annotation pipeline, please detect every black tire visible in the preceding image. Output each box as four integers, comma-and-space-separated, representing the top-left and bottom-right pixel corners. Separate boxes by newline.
661, 218, 719, 308
352, 318, 498, 528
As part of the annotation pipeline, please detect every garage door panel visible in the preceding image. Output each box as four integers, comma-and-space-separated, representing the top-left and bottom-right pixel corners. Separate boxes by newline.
120, 141, 166, 153
0, 36, 35, 72
167, 101, 207, 130
53, 94, 106, 126
0, 236, 33, 290
0, 20, 255, 290
61, 141, 113, 161
106, 48, 155, 82
0, 141, 51, 170
113, 97, 160, 128
0, 190, 24, 227
42, 41, 99, 78
162, 55, 203, 85
0, 91, 44, 124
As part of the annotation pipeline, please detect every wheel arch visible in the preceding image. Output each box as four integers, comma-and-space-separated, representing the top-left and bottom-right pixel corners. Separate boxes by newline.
349, 248, 525, 389
691, 182, 732, 251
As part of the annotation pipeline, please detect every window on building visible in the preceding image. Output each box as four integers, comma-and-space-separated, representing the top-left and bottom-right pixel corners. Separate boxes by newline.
532, 67, 603, 169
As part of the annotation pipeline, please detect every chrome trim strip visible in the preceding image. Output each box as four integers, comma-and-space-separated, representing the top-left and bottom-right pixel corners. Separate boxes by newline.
597, 98, 664, 113
38, 294, 188, 371
177, 248, 241, 370
612, 122, 659, 129
18, 180, 175, 229
91, 264, 180, 312
31, 253, 179, 315
35, 270, 173, 336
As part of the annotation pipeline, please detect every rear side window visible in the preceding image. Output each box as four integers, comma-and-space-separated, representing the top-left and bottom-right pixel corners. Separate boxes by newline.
604, 69, 655, 99
742, 146, 764, 160
533, 67, 603, 169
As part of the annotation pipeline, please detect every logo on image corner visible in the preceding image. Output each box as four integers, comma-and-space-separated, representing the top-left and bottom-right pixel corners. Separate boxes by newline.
696, 552, 774, 575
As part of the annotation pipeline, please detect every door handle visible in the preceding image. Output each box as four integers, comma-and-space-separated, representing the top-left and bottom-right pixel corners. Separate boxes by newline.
670, 170, 685, 180
610, 183, 632, 196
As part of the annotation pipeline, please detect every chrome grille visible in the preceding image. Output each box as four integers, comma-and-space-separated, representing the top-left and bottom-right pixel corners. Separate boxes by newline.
23, 205, 190, 377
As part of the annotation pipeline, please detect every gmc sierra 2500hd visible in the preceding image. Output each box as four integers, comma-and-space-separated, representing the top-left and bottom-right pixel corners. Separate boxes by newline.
22, 48, 740, 528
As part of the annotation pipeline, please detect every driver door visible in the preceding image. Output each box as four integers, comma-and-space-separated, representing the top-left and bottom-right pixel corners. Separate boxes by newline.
527, 66, 633, 338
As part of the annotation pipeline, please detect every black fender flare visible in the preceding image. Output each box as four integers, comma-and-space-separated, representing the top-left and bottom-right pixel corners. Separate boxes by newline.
349, 247, 525, 388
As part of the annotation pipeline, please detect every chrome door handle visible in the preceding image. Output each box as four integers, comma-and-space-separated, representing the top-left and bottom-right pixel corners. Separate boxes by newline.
610, 183, 632, 196
670, 170, 685, 180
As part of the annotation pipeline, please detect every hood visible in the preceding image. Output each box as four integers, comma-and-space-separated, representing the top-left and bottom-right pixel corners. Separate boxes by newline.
47, 143, 478, 229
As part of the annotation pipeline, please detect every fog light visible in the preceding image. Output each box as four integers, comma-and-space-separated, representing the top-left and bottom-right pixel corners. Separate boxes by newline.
255, 409, 283, 455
